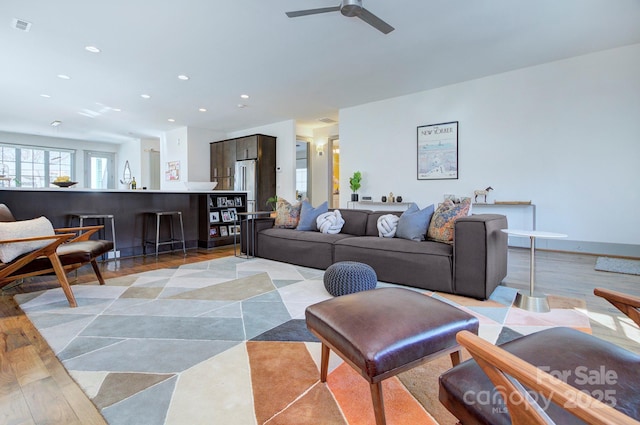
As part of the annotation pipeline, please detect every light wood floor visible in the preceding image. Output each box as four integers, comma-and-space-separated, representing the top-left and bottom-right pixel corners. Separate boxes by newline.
1, 246, 639, 424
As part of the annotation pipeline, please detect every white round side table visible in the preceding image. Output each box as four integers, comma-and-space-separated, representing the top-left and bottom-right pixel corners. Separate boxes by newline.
501, 229, 568, 313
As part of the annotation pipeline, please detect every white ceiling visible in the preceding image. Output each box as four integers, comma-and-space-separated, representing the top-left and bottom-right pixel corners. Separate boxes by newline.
1, 0, 640, 144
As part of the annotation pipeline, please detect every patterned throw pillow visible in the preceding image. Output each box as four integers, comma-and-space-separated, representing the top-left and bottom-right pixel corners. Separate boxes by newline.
273, 198, 302, 229
427, 198, 471, 243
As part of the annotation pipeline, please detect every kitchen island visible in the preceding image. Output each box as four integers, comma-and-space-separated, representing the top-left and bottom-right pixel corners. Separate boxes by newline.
0, 188, 247, 258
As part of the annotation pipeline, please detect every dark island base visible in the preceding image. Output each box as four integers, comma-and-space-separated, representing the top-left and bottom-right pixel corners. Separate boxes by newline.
1, 190, 242, 258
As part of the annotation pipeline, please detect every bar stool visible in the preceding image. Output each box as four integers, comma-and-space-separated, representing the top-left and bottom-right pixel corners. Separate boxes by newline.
143, 211, 186, 256
70, 213, 117, 260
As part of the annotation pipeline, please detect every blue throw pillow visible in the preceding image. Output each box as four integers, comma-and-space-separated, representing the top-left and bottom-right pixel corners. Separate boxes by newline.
296, 200, 329, 231
395, 203, 435, 241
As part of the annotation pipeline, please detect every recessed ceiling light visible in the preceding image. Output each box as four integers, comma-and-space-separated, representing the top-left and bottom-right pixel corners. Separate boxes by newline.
177, 75, 190, 80
85, 45, 101, 53
112, 108, 122, 112
168, 118, 175, 122
237, 104, 247, 108
240, 94, 249, 99
140, 94, 151, 99
50, 120, 62, 127
57, 74, 71, 80
199, 108, 207, 112
40, 94, 51, 98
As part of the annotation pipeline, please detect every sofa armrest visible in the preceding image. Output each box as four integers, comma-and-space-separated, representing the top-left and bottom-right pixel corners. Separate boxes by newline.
453, 214, 508, 299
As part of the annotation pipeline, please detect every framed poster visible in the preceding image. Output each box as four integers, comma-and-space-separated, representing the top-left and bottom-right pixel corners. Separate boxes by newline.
417, 121, 458, 180
209, 226, 220, 237
219, 226, 229, 237
166, 160, 180, 181
209, 211, 220, 223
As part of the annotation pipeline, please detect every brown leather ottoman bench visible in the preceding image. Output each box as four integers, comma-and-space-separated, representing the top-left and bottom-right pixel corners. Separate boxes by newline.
305, 287, 479, 425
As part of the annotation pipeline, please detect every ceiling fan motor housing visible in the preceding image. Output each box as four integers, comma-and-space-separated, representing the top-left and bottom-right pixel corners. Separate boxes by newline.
341, 0, 363, 17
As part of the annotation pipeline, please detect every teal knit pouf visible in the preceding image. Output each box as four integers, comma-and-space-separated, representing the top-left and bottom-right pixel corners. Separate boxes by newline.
323, 261, 377, 296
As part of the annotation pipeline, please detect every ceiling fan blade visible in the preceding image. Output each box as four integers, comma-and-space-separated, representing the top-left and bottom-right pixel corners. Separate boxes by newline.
357, 8, 394, 34
286, 6, 341, 18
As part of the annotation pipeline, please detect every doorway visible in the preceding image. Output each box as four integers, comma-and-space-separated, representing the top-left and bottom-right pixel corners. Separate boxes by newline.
328, 137, 339, 208
84, 151, 115, 189
296, 137, 311, 201
148, 149, 160, 190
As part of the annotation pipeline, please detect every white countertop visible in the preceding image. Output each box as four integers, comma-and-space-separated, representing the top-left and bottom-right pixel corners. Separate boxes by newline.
0, 187, 247, 194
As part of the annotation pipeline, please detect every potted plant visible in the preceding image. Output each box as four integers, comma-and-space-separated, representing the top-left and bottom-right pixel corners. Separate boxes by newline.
266, 195, 278, 216
349, 171, 362, 202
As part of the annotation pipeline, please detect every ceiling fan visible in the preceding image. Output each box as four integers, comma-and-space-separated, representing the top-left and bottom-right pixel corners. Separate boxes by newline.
286, 0, 394, 34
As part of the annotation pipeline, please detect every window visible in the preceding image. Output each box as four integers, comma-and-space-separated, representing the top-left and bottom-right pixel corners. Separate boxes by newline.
84, 151, 115, 189
0, 143, 75, 187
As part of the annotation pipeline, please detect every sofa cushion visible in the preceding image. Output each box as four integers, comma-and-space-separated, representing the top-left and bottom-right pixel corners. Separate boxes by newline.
396, 203, 435, 241
366, 211, 402, 236
0, 216, 55, 263
336, 236, 453, 256
273, 198, 302, 229
334, 237, 454, 293
297, 200, 328, 231
338, 209, 371, 236
427, 198, 471, 243
257, 228, 352, 270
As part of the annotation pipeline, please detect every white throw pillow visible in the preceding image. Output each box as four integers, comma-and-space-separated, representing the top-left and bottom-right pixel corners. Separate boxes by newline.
377, 214, 400, 238
0, 216, 55, 263
316, 210, 345, 234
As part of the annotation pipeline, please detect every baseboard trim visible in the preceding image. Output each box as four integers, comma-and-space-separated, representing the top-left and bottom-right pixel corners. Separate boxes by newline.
508, 238, 640, 259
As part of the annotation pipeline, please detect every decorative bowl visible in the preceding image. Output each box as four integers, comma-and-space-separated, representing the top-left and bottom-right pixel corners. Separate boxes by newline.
184, 181, 218, 191
52, 181, 78, 188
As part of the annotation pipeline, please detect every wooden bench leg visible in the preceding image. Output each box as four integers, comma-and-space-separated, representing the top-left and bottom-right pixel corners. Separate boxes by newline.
370, 381, 386, 425
90, 259, 106, 285
48, 253, 77, 308
450, 349, 462, 366
320, 343, 330, 382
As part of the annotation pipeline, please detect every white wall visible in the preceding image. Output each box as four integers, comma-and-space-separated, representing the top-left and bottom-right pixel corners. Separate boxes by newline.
160, 127, 189, 190
340, 44, 640, 255
227, 120, 297, 203
117, 139, 141, 189
187, 127, 226, 182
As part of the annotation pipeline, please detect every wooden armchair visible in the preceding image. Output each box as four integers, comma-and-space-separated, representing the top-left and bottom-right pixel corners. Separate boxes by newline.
439, 288, 640, 424
594, 287, 640, 327
0, 204, 113, 307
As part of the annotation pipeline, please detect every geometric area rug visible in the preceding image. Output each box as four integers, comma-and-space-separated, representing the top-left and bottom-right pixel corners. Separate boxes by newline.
14, 257, 591, 425
595, 256, 640, 276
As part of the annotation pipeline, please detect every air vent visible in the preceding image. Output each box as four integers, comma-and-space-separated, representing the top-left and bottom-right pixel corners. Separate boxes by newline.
12, 18, 32, 32
318, 117, 337, 124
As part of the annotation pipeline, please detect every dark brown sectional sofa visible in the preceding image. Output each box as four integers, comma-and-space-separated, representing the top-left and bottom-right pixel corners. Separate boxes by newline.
249, 209, 508, 300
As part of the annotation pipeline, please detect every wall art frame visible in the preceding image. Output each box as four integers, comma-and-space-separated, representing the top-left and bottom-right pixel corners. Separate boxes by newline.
417, 121, 458, 180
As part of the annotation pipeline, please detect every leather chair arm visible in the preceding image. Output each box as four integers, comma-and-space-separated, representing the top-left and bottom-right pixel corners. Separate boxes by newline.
456, 330, 640, 425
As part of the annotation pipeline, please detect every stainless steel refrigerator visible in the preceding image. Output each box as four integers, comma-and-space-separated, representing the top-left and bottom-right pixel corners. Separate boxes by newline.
234, 159, 257, 211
